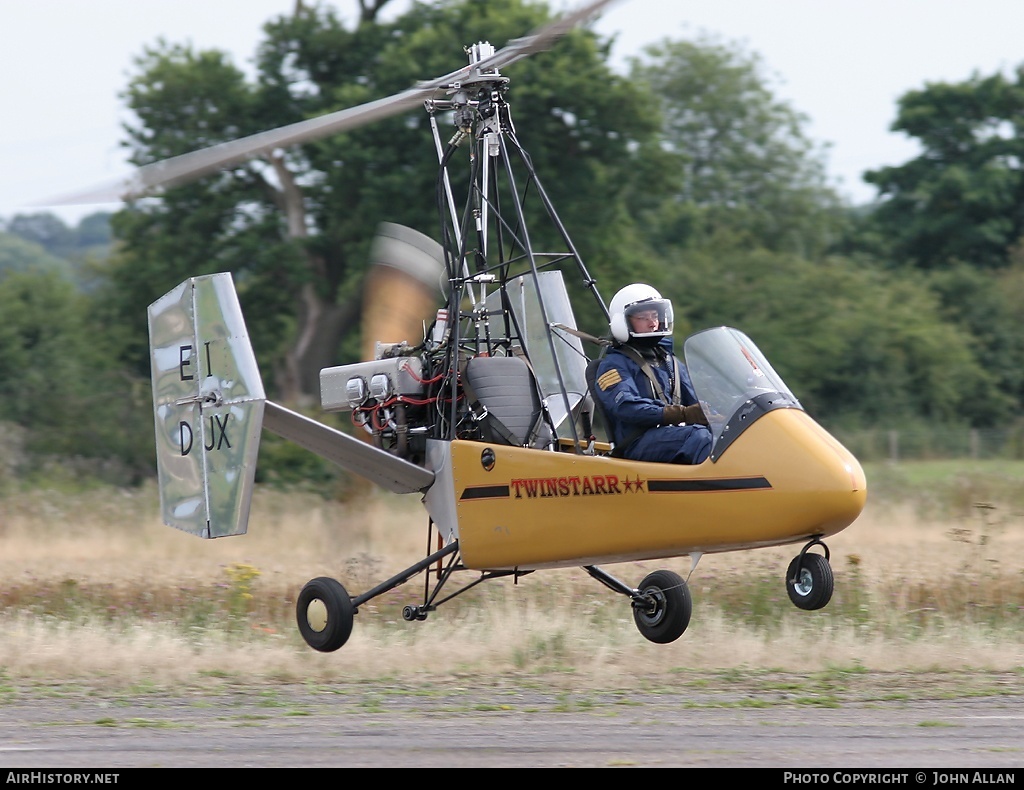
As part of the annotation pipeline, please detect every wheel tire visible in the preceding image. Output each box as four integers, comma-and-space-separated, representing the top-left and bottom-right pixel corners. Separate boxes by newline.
786, 553, 834, 611
296, 576, 354, 652
632, 569, 692, 644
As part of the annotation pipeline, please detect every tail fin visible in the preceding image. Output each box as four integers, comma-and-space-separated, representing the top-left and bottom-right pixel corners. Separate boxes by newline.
148, 272, 437, 539
148, 273, 265, 538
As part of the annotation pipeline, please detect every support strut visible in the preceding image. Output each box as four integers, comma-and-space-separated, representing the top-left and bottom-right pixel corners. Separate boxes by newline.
351, 540, 460, 610
583, 564, 646, 605
793, 535, 830, 573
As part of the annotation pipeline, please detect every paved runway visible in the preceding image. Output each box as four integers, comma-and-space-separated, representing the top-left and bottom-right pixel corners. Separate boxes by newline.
1, 682, 1022, 769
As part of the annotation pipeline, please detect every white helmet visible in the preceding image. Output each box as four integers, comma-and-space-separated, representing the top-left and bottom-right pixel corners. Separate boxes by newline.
608, 283, 674, 343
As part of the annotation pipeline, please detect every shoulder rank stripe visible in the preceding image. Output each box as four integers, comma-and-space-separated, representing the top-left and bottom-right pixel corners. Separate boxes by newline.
597, 369, 622, 390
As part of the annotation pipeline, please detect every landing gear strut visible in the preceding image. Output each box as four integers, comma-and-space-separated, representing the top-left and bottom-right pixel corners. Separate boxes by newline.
296, 540, 459, 652
294, 536, 529, 652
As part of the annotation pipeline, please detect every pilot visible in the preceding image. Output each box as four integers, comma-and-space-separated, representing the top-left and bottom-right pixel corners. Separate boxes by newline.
593, 283, 712, 464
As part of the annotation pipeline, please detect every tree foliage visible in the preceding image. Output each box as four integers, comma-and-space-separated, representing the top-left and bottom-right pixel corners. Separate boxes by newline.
105, 0, 659, 403
844, 65, 1024, 428
0, 212, 113, 285
864, 67, 1024, 270
5, 1, 1022, 485
0, 232, 73, 280
0, 270, 153, 481
618, 32, 1015, 429
628, 35, 845, 259
4, 213, 76, 257
923, 261, 1024, 420
664, 249, 1000, 428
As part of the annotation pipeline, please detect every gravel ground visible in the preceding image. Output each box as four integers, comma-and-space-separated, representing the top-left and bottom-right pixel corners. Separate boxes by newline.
1, 672, 1022, 769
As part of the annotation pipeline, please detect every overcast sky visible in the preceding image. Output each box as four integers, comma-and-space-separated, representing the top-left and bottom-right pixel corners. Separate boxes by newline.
4, 0, 1024, 225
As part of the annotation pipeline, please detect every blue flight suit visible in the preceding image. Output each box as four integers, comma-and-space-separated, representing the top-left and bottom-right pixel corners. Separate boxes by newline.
594, 338, 712, 464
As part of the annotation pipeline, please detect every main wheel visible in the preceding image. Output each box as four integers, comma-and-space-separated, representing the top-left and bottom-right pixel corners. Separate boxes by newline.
632, 569, 692, 644
296, 576, 354, 652
786, 553, 834, 611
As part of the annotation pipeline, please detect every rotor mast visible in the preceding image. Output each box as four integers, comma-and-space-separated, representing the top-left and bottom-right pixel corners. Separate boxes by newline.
425, 39, 514, 381
425, 41, 509, 294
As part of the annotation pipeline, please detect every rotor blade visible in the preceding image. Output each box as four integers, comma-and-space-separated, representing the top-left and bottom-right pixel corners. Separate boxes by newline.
50, 89, 431, 205
458, 0, 619, 73
48, 0, 619, 205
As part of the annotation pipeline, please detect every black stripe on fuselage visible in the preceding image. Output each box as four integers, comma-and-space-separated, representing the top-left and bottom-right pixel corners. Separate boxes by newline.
460, 485, 511, 500
646, 477, 771, 493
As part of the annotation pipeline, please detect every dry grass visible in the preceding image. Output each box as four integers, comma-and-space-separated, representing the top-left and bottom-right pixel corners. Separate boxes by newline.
0, 480, 1021, 691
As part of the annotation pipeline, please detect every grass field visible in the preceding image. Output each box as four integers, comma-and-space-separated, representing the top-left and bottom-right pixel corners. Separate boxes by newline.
0, 460, 1021, 692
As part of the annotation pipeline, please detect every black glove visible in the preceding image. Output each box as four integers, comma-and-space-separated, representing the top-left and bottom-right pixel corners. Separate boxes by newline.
662, 404, 684, 424
683, 403, 709, 426
663, 403, 708, 426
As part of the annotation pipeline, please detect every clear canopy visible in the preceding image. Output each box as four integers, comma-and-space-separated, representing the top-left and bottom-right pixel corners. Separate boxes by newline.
683, 326, 801, 453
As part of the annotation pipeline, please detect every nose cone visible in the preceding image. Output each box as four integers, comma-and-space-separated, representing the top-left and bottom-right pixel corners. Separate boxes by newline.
715, 408, 867, 540
779, 409, 866, 536
804, 435, 867, 536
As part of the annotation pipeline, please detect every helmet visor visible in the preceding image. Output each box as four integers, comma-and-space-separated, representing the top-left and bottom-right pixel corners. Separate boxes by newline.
624, 298, 673, 337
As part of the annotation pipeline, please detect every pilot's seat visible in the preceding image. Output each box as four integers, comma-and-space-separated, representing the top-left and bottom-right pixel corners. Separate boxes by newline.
584, 357, 619, 455
462, 355, 551, 448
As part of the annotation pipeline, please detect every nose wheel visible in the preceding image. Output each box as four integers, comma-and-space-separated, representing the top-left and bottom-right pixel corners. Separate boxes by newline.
786, 542, 834, 611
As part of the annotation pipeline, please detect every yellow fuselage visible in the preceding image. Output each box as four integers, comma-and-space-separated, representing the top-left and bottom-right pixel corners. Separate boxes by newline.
442, 409, 865, 570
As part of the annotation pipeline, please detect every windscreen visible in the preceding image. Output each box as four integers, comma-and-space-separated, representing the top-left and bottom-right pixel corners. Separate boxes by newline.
683, 326, 800, 451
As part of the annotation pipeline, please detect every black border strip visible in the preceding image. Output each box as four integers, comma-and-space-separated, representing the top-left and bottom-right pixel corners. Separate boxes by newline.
647, 477, 771, 493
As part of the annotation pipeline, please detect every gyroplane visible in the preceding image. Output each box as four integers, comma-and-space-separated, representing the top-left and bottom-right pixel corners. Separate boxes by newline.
67, 0, 866, 650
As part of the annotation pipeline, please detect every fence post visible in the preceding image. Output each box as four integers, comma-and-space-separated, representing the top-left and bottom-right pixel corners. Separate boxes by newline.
888, 429, 899, 463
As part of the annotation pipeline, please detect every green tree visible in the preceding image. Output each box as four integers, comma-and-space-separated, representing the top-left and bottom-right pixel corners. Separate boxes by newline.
628, 35, 845, 259
4, 212, 75, 258
0, 232, 73, 280
624, 37, 1018, 429
3, 209, 113, 261
924, 261, 1024, 421
0, 270, 153, 481
665, 250, 1000, 428
105, 0, 658, 403
864, 67, 1024, 270
73, 212, 114, 255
